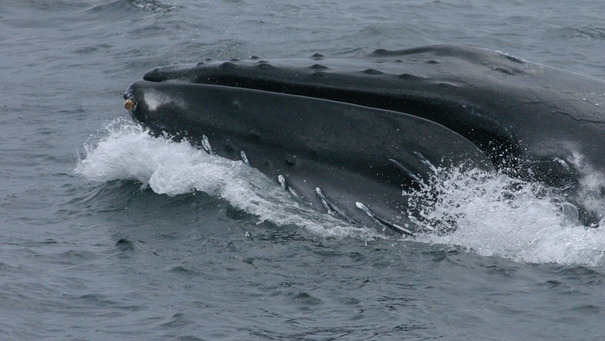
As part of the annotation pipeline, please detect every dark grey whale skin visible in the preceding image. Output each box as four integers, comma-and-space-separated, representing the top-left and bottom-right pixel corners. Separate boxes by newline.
125, 80, 491, 235
126, 45, 605, 231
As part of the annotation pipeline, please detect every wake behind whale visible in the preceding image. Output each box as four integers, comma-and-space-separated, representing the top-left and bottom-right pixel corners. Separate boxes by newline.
122, 45, 605, 235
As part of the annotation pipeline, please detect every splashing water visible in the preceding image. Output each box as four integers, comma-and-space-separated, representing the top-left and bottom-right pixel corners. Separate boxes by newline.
411, 168, 605, 266
75, 120, 376, 240
76, 120, 605, 266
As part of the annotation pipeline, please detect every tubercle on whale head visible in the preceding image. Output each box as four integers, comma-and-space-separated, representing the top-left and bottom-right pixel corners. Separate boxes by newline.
123, 85, 137, 112
123, 86, 144, 126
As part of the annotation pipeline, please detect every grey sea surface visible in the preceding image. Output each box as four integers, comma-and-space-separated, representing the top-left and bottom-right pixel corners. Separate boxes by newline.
1, 0, 604, 340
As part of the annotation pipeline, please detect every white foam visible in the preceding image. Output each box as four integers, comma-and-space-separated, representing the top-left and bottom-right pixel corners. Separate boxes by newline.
568, 151, 605, 223
76, 120, 605, 267
75, 120, 377, 240
411, 168, 605, 267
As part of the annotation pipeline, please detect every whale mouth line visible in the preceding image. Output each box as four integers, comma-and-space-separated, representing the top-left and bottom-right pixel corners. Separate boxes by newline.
139, 53, 529, 171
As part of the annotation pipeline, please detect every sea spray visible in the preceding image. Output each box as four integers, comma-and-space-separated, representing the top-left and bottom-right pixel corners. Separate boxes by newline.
77, 120, 605, 266
75, 120, 377, 240
410, 167, 605, 266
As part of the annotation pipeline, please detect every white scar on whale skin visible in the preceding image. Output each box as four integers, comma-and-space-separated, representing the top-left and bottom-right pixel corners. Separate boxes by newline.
316, 187, 335, 216
278, 174, 286, 189
240, 151, 249, 164
355, 202, 415, 236
201, 135, 213, 154
277, 174, 299, 197
143, 89, 185, 112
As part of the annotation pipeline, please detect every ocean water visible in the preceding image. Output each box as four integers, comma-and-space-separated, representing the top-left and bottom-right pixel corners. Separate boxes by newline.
1, 0, 604, 340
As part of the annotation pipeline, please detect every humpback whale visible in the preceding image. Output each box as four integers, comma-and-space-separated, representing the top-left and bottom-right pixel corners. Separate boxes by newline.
124, 45, 605, 234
